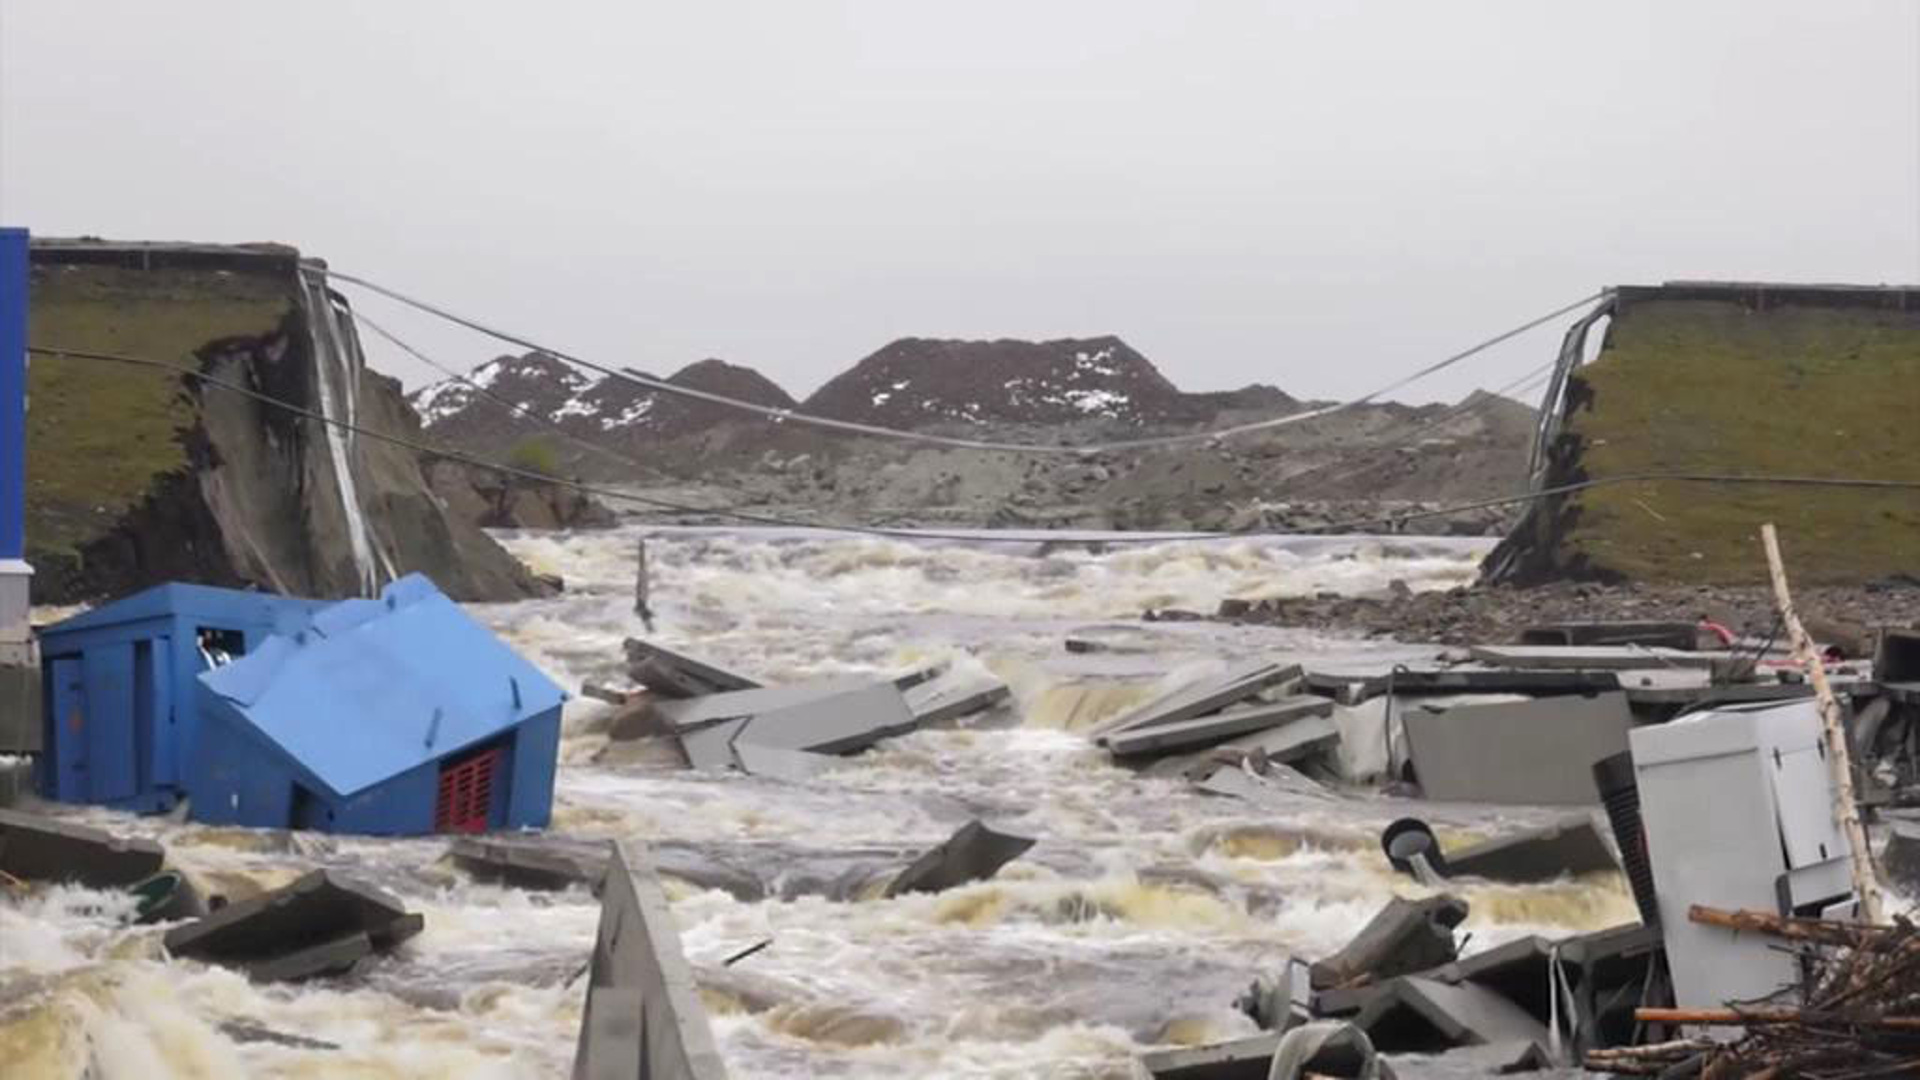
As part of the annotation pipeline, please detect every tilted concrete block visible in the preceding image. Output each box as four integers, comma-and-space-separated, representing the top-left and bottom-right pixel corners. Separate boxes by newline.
572, 839, 728, 1080
1310, 894, 1468, 991
1401, 693, 1634, 805
164, 869, 421, 982
1102, 697, 1333, 760
884, 820, 1036, 897
1442, 818, 1618, 884
1354, 975, 1548, 1054
450, 834, 612, 892
0, 807, 164, 888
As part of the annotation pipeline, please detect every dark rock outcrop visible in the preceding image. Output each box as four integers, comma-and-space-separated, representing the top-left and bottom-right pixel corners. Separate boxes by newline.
425, 459, 619, 531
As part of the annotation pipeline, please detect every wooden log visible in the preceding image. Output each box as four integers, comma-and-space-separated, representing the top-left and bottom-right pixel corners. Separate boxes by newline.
1635, 1007, 1920, 1031
1760, 523, 1885, 925
1688, 905, 1867, 947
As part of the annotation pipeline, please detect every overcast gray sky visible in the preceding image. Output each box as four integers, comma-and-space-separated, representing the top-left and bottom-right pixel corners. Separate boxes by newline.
3, 2, 1917, 404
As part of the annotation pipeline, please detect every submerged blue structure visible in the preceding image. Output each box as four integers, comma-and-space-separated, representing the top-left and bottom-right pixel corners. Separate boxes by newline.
190, 574, 565, 835
38, 584, 329, 811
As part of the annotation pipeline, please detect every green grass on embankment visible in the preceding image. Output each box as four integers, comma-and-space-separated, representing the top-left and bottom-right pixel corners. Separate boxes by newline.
1560, 299, 1920, 585
25, 264, 296, 562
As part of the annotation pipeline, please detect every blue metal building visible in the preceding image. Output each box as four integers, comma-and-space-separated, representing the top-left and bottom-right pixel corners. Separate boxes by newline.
189, 574, 565, 835
38, 584, 330, 811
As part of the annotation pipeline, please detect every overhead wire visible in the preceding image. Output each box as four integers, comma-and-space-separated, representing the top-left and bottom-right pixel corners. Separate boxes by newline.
326, 266, 1608, 456
30, 344, 1920, 547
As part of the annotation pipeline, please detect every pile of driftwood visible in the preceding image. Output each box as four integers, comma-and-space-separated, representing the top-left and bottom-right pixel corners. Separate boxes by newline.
1585, 906, 1920, 1079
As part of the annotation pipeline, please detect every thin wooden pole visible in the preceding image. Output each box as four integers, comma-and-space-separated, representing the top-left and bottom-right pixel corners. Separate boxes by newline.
1760, 523, 1884, 924
1636, 1007, 1920, 1031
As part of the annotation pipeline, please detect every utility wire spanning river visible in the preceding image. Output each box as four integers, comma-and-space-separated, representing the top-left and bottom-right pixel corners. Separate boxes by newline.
0, 525, 1634, 1078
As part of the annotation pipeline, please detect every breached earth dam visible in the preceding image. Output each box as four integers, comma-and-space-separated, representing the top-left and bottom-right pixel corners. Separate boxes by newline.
0, 525, 1636, 1078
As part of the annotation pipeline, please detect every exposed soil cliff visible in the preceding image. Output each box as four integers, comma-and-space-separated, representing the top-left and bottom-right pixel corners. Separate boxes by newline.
26, 241, 549, 605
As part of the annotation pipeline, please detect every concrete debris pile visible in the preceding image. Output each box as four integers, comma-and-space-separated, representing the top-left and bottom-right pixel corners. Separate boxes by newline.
608, 637, 1010, 777
1091, 661, 1340, 786
1158, 879, 1670, 1077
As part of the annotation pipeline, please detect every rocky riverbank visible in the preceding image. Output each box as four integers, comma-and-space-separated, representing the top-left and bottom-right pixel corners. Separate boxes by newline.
1215, 577, 1920, 651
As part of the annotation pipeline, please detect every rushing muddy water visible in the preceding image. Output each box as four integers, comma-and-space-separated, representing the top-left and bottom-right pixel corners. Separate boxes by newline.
1, 526, 1635, 1078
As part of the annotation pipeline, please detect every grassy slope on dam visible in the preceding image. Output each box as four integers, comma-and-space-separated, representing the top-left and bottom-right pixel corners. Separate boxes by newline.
1553, 296, 1920, 585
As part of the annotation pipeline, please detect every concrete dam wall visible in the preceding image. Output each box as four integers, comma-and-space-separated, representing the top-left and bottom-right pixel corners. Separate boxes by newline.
26, 239, 549, 605
1487, 282, 1920, 587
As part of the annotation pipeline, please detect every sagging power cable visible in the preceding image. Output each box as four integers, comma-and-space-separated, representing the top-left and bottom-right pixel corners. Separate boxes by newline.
29, 344, 1920, 546
327, 267, 1607, 456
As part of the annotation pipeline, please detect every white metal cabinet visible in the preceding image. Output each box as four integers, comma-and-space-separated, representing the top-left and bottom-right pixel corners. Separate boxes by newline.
1629, 700, 1856, 1012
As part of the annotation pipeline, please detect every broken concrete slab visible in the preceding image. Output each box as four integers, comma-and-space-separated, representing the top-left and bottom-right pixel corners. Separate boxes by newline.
164, 869, 421, 982
1401, 693, 1633, 805
1089, 660, 1303, 738
680, 718, 749, 771
1140, 1031, 1283, 1080
1101, 697, 1334, 759
1467, 645, 1732, 672
1439, 818, 1618, 884
730, 742, 837, 782
1419, 937, 1557, 1024
883, 820, 1036, 897
1311, 894, 1469, 991
572, 839, 728, 1080
0, 808, 165, 888
730, 680, 917, 755
1620, 675, 1811, 708
449, 835, 612, 892
1394, 1039, 1550, 1075
1196, 762, 1332, 804
904, 672, 1012, 727
246, 930, 374, 983
624, 638, 760, 699
1305, 667, 1621, 706
1354, 976, 1549, 1054
1518, 621, 1697, 650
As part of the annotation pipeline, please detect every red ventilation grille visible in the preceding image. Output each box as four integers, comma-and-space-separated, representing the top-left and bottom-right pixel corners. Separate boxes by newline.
435, 747, 502, 834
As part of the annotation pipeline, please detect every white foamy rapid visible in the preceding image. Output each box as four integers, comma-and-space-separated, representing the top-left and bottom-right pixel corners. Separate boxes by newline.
0, 525, 1633, 1078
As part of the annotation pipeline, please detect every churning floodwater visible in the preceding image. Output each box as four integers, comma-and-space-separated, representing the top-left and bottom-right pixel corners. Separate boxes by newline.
0, 525, 1636, 1078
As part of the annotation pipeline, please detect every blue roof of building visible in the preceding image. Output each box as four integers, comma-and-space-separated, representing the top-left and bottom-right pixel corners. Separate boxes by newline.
43, 581, 328, 637
197, 574, 567, 797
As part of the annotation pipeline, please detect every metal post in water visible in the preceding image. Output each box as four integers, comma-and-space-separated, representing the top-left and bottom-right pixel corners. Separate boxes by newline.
634, 537, 655, 631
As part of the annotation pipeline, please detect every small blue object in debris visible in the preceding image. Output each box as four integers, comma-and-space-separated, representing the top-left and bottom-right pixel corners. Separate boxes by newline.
189, 574, 566, 835
38, 583, 330, 811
